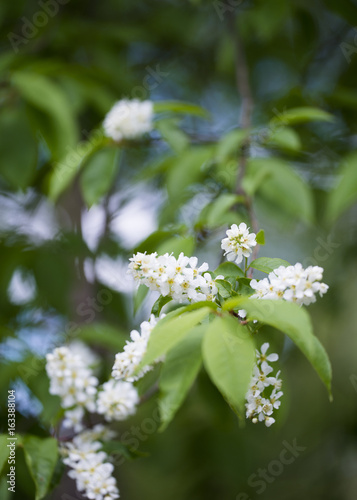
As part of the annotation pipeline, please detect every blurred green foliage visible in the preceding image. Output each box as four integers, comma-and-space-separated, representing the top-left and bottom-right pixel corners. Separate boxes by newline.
1, 0, 357, 499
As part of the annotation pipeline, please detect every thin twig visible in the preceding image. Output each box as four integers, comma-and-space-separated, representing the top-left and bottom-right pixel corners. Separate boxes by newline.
227, 12, 259, 277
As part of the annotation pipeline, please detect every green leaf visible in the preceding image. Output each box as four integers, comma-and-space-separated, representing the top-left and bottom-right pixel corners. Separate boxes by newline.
154, 100, 209, 118
157, 235, 195, 257
0, 106, 37, 189
215, 279, 233, 299
214, 262, 244, 278
326, 152, 357, 223
22, 435, 58, 500
202, 315, 256, 414
0, 435, 10, 474
159, 325, 204, 430
166, 146, 214, 203
80, 147, 120, 207
75, 323, 127, 352
151, 295, 173, 316
48, 129, 107, 201
198, 193, 240, 228
134, 230, 176, 254
156, 118, 189, 152
246, 158, 314, 224
270, 107, 334, 126
11, 71, 78, 160
223, 298, 332, 396
249, 257, 289, 274
265, 126, 302, 152
134, 285, 149, 315
255, 229, 265, 245
216, 129, 250, 161
139, 307, 211, 370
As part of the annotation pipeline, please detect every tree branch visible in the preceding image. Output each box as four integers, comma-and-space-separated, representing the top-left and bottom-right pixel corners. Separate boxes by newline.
227, 13, 259, 275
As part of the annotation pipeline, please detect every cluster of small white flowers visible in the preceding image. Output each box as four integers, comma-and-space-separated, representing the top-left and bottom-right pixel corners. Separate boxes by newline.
112, 314, 160, 382
246, 343, 283, 427
68, 340, 100, 368
221, 223, 257, 265
46, 347, 98, 431
128, 252, 222, 303
62, 425, 119, 500
103, 99, 153, 141
97, 379, 139, 421
250, 263, 329, 306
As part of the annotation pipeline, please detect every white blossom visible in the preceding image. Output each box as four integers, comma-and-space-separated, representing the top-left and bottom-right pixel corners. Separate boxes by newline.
103, 99, 153, 141
127, 251, 222, 303
62, 425, 119, 500
63, 407, 85, 433
221, 223, 257, 265
46, 346, 98, 413
96, 379, 139, 421
250, 263, 329, 306
245, 343, 283, 427
112, 314, 159, 382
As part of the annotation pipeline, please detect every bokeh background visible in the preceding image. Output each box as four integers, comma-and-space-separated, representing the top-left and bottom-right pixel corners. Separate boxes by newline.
1, 0, 357, 499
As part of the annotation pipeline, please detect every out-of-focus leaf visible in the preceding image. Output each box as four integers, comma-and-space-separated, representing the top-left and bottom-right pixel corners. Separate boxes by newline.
156, 118, 189, 152
198, 193, 240, 228
326, 152, 357, 223
134, 284, 149, 315
134, 230, 176, 254
22, 435, 58, 500
216, 129, 250, 161
48, 130, 108, 201
0, 435, 10, 474
154, 100, 209, 118
80, 147, 120, 207
166, 146, 215, 202
270, 106, 334, 125
246, 158, 314, 224
157, 235, 195, 257
11, 71, 78, 160
0, 106, 37, 189
75, 323, 127, 352
265, 126, 302, 152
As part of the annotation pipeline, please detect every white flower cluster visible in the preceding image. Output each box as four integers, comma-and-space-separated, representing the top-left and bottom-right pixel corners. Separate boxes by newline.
46, 347, 99, 431
221, 223, 257, 265
112, 314, 160, 382
128, 252, 222, 303
97, 379, 139, 421
246, 343, 283, 427
250, 263, 329, 306
103, 99, 153, 141
62, 425, 119, 500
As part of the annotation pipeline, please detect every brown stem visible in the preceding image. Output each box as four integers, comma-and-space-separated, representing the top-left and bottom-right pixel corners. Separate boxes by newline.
227, 12, 260, 274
